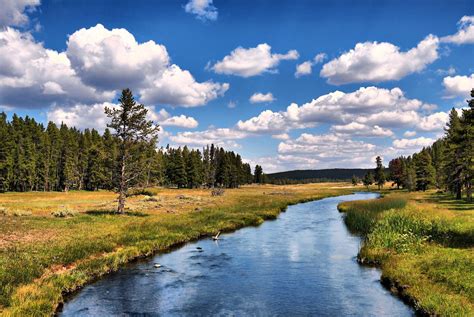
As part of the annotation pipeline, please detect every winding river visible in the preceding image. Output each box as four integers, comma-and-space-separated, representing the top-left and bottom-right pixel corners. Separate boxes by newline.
60, 192, 413, 316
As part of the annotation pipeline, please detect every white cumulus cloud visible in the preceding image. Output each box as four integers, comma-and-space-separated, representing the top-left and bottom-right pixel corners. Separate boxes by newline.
47, 103, 198, 132
283, 87, 430, 126
236, 109, 311, 134
170, 128, 247, 148
272, 133, 290, 140
148, 108, 198, 128
356, 110, 420, 128
442, 16, 474, 44
320, 35, 439, 84
140, 64, 229, 107
184, 0, 218, 21
66, 24, 170, 91
295, 53, 327, 78
0, 0, 40, 27
249, 92, 275, 104
0, 24, 229, 109
443, 73, 474, 98
403, 130, 417, 137
330, 122, 394, 137
235, 86, 443, 136
314, 53, 327, 63
0, 27, 113, 109
392, 137, 435, 149
47, 102, 116, 132
418, 112, 449, 131
210, 43, 299, 77
295, 61, 313, 78
237, 110, 291, 133
276, 132, 379, 169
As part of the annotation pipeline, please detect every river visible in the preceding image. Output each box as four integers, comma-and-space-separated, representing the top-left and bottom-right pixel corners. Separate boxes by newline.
60, 192, 413, 316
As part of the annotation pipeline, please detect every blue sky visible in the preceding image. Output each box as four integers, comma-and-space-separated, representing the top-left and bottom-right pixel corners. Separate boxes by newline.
0, 0, 473, 172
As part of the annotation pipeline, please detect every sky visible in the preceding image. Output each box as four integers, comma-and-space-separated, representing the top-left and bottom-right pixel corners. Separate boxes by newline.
0, 0, 473, 173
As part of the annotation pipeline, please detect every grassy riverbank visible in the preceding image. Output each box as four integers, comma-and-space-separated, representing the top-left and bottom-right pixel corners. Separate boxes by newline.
0, 183, 354, 316
338, 190, 474, 316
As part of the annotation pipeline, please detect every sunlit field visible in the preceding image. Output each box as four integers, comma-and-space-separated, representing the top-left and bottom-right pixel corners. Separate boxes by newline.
338, 190, 474, 316
0, 183, 354, 316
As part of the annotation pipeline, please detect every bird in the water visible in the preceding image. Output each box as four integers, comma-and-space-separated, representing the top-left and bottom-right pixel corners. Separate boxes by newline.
212, 231, 221, 240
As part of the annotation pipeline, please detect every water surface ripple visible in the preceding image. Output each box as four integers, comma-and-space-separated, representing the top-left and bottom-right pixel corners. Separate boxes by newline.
61, 192, 413, 316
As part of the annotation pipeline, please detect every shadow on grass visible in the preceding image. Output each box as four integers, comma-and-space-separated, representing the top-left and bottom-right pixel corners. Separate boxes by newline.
420, 193, 474, 211
85, 210, 149, 217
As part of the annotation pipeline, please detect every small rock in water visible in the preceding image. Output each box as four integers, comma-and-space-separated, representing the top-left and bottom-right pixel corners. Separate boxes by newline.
154, 263, 162, 268
196, 247, 202, 250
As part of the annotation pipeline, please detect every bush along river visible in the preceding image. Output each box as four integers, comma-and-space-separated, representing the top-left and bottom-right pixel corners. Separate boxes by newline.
60, 192, 413, 316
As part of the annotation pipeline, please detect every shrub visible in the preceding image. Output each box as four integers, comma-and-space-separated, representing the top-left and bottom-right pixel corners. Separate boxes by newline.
143, 196, 159, 202
11, 210, 32, 217
0, 207, 32, 217
51, 206, 77, 217
0, 206, 8, 216
211, 188, 225, 196
127, 188, 159, 197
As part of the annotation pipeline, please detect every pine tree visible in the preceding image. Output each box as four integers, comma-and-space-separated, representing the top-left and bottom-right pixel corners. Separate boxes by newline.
430, 140, 446, 189
362, 171, 374, 189
77, 129, 91, 190
186, 149, 203, 188
388, 158, 404, 189
104, 89, 159, 213
46, 122, 61, 191
202, 145, 212, 187
215, 148, 229, 187
443, 108, 463, 199
254, 165, 263, 184
243, 163, 253, 184
460, 89, 474, 201
413, 150, 435, 191
351, 175, 358, 186
0, 113, 12, 192
145, 147, 164, 187
35, 130, 49, 191
404, 158, 417, 191
85, 130, 107, 191
102, 128, 118, 190
171, 148, 187, 188
209, 144, 217, 187
59, 124, 80, 192
374, 156, 386, 189
0, 111, 257, 194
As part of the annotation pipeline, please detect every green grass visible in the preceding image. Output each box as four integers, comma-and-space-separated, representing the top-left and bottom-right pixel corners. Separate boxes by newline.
338, 196, 407, 235
0, 183, 353, 316
338, 191, 474, 316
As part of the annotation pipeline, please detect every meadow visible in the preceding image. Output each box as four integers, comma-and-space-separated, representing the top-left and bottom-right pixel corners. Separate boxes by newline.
0, 183, 354, 316
338, 190, 474, 316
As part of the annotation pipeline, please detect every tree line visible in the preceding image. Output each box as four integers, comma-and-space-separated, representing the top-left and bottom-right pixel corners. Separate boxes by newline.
267, 168, 371, 185
360, 89, 473, 201
0, 115, 264, 194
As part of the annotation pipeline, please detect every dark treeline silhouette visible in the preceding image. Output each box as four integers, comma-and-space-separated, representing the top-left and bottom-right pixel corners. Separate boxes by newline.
0, 114, 261, 193
266, 168, 371, 184
372, 89, 473, 201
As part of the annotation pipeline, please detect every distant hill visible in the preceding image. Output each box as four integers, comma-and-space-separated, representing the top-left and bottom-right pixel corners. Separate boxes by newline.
266, 168, 372, 182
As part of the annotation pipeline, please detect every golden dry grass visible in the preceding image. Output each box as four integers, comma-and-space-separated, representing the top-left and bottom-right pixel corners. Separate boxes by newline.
0, 183, 355, 316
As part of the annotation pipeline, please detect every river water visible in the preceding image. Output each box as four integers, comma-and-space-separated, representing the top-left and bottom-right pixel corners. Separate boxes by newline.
60, 192, 413, 316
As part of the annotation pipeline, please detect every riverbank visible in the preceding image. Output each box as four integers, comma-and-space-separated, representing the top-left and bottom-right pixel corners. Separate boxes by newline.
338, 190, 474, 316
60, 191, 412, 316
0, 183, 354, 316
